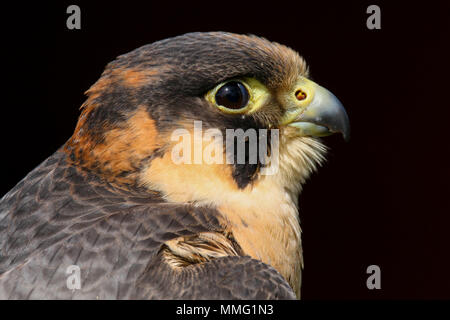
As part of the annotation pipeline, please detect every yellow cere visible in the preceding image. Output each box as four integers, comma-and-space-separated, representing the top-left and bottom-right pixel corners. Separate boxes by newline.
279, 77, 318, 125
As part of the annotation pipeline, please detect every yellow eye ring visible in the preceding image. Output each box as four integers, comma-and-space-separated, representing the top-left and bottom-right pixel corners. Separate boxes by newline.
206, 77, 269, 115
206, 80, 252, 114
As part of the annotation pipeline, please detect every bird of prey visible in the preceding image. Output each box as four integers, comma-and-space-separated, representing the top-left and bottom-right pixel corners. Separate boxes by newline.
0, 32, 349, 299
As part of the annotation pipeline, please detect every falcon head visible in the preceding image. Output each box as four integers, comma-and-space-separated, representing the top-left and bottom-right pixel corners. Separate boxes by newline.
65, 31, 350, 205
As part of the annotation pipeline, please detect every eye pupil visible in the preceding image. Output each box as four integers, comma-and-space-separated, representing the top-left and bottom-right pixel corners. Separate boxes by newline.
215, 81, 249, 110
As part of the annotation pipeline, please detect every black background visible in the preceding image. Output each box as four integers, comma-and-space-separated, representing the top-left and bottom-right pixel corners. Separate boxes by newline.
2, 1, 449, 299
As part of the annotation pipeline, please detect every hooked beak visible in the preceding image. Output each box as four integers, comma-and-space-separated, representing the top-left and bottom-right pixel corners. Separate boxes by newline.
280, 77, 350, 141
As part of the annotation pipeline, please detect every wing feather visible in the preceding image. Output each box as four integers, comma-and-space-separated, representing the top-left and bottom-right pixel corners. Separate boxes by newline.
0, 150, 295, 299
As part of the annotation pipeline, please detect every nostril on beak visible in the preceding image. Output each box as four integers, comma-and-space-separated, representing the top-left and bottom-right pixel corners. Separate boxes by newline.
295, 89, 307, 101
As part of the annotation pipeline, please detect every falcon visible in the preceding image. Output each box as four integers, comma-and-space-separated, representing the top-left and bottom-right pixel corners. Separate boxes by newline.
0, 32, 349, 299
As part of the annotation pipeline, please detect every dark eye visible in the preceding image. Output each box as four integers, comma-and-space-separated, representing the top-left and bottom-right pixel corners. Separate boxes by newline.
215, 81, 250, 110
